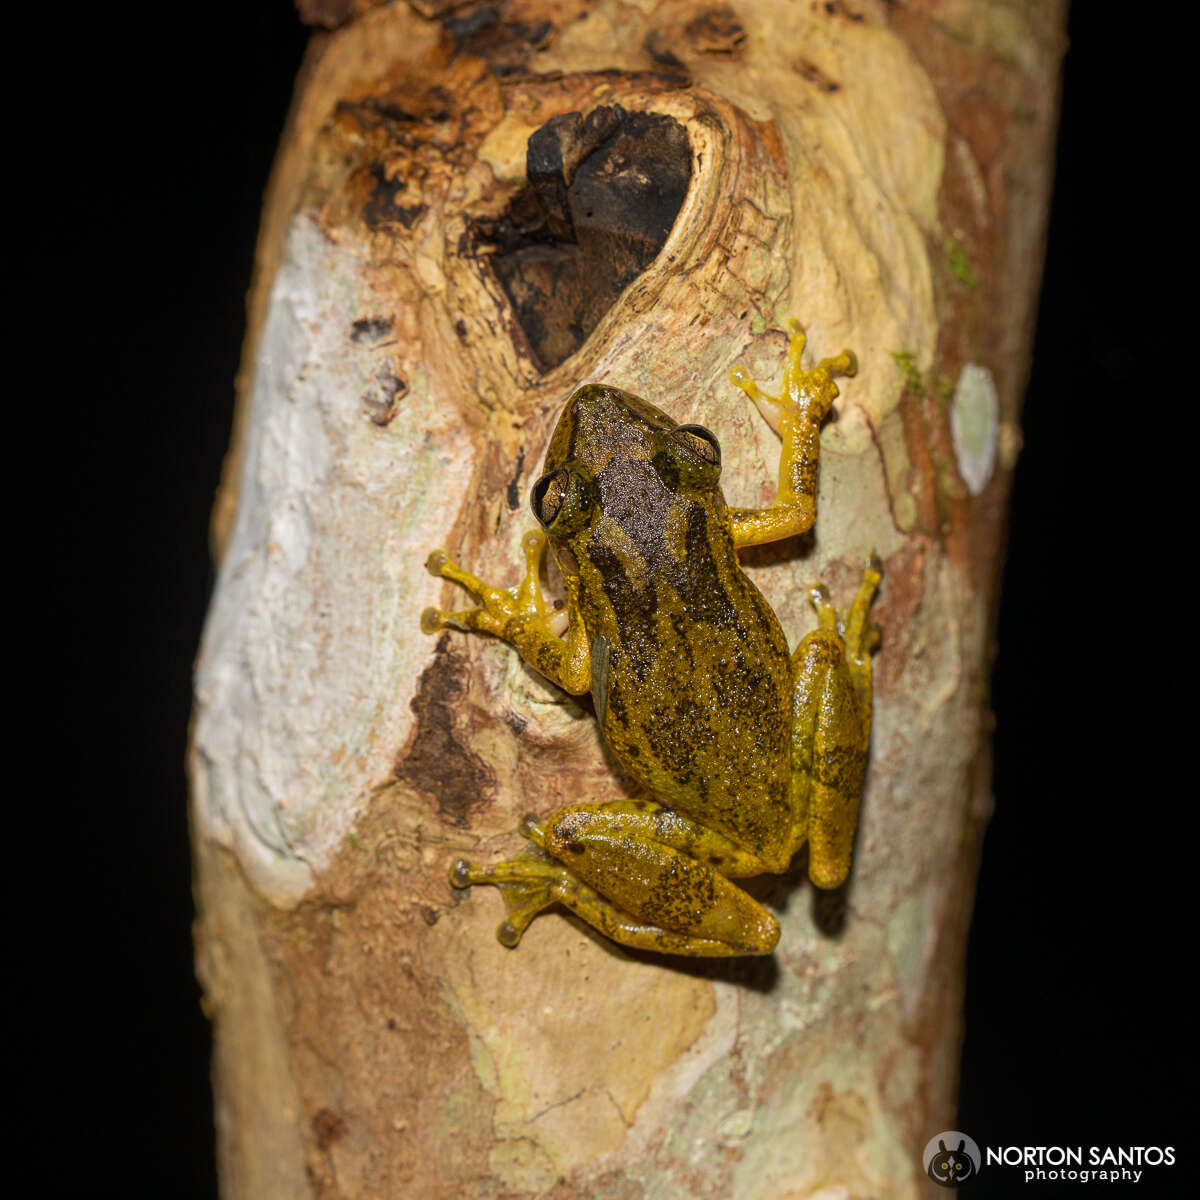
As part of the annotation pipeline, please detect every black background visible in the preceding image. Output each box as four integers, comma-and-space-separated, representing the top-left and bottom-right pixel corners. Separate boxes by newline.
9, 3, 1194, 1196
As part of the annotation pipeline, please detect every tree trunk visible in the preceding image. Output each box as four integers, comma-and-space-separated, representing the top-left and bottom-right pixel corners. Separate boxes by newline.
190, 2, 1066, 1195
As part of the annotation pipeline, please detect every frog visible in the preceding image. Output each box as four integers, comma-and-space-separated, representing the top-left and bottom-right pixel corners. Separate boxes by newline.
421, 321, 881, 956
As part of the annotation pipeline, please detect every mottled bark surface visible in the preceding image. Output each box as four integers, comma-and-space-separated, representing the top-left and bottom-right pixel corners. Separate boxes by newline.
190, 2, 1066, 1195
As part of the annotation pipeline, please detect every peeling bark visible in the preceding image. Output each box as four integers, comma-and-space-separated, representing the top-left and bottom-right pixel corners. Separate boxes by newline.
191, 2, 1067, 1195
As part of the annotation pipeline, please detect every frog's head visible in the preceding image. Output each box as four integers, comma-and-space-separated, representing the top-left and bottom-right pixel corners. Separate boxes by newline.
531, 384, 723, 553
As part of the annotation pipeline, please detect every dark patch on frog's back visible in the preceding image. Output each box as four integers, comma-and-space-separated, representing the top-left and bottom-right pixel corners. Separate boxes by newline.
640, 695, 712, 785
586, 541, 661, 683
688, 506, 789, 650
605, 679, 630, 730
669, 505, 740, 630
662, 505, 788, 670
395, 635, 495, 827
667, 609, 696, 676
586, 471, 790, 728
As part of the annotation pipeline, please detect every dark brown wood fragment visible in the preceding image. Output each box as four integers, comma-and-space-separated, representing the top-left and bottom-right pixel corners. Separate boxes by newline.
475, 106, 691, 369
442, 3, 556, 74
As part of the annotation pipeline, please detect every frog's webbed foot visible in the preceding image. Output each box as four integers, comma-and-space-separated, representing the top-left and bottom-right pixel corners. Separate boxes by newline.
729, 318, 856, 438
421, 529, 556, 640
728, 319, 859, 549
421, 530, 591, 694
450, 842, 565, 948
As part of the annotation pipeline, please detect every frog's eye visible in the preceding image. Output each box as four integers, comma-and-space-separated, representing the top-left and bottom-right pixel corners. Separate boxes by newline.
532, 470, 568, 527
670, 424, 721, 466
531, 464, 598, 535
653, 424, 721, 491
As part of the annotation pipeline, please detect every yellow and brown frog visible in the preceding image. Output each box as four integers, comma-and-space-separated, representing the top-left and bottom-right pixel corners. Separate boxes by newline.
422, 322, 880, 956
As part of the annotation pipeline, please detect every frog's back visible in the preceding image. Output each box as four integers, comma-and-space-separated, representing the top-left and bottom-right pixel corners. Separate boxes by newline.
574, 451, 795, 851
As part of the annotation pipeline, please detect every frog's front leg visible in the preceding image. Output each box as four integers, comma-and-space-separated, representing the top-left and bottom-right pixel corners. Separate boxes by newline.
728, 319, 857, 548
789, 555, 883, 888
421, 528, 591, 694
451, 801, 781, 956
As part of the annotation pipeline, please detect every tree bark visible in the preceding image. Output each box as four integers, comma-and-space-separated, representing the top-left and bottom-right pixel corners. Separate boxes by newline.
190, 2, 1066, 1195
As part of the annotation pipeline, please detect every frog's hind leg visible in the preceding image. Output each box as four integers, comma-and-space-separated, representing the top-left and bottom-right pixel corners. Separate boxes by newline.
534, 802, 779, 955
451, 805, 780, 956
790, 555, 882, 889
451, 849, 766, 956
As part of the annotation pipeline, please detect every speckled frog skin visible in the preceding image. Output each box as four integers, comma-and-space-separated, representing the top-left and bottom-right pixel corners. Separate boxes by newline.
423, 323, 881, 956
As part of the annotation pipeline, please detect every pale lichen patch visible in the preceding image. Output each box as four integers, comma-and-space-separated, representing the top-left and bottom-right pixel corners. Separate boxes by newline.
950, 364, 999, 496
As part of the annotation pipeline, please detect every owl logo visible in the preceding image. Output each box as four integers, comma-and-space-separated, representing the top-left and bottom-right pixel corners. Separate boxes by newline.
922, 1131, 981, 1188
